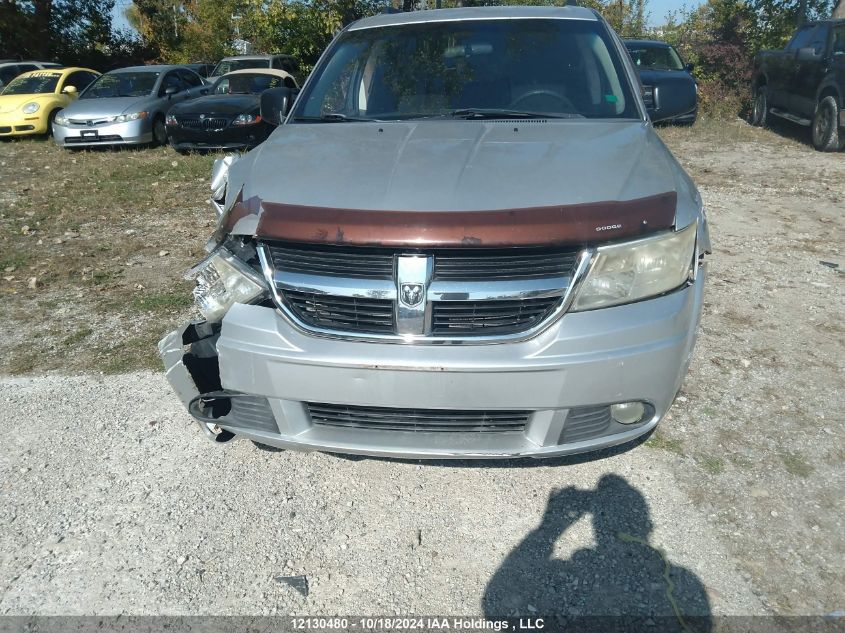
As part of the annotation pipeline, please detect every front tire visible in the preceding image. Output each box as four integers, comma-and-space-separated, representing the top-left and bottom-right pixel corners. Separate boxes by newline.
152, 115, 167, 146
751, 87, 769, 127
811, 95, 843, 152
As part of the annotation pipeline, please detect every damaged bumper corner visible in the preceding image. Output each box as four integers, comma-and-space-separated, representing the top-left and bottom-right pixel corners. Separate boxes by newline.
159, 321, 234, 444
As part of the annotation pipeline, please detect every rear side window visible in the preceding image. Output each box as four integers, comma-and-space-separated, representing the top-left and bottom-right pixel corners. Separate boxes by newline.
178, 69, 203, 87
833, 25, 845, 56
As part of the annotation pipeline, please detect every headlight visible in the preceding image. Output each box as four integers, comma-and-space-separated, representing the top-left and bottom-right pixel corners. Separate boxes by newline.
189, 247, 268, 322
571, 222, 697, 311
232, 113, 261, 126
165, 114, 178, 126
115, 111, 147, 123
22, 102, 40, 114
54, 113, 68, 126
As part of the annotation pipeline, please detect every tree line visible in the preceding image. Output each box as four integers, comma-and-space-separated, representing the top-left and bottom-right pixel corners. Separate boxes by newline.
1, 0, 842, 118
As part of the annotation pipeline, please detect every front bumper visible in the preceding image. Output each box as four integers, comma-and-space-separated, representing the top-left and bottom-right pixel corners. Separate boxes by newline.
53, 118, 152, 147
0, 112, 49, 136
160, 268, 706, 459
167, 124, 271, 151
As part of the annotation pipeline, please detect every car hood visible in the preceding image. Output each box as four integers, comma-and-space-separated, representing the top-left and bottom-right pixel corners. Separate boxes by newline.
231, 119, 699, 225
0, 93, 57, 113
171, 94, 258, 116
60, 95, 158, 118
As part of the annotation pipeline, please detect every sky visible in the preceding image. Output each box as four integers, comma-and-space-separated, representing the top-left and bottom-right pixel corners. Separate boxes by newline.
110, 0, 701, 35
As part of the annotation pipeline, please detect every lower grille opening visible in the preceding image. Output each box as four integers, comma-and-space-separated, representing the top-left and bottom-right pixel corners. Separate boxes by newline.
308, 403, 530, 433
560, 406, 613, 443
65, 135, 123, 143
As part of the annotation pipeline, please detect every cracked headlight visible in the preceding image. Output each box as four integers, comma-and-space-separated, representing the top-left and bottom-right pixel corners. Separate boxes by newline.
22, 102, 40, 114
571, 222, 697, 311
189, 247, 268, 322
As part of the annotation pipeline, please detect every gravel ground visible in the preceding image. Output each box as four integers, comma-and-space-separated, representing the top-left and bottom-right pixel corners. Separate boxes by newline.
0, 120, 843, 622
1, 373, 763, 619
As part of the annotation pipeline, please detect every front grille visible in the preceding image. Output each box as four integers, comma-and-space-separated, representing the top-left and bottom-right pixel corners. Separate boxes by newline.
434, 251, 578, 280
263, 242, 582, 341
432, 298, 559, 334
308, 403, 530, 433
560, 406, 612, 443
268, 244, 393, 279
284, 290, 394, 333
178, 117, 229, 130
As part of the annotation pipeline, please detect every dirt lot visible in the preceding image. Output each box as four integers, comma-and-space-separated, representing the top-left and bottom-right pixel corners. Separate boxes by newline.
0, 121, 843, 622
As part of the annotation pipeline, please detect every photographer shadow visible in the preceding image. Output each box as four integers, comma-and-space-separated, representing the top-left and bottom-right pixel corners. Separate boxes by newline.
482, 474, 712, 632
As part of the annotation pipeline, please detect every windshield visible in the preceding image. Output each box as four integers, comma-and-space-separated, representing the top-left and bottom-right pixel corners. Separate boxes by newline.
213, 72, 287, 95
625, 44, 685, 71
211, 59, 270, 76
81, 72, 160, 99
294, 18, 638, 121
2, 72, 61, 95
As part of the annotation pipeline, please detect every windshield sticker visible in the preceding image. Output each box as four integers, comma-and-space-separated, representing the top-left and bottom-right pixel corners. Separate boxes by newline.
604, 94, 618, 103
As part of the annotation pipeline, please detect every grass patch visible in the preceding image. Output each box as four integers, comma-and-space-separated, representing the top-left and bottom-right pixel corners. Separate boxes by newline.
698, 455, 726, 475
62, 327, 93, 347
645, 432, 685, 456
780, 452, 814, 478
131, 290, 193, 313
100, 334, 163, 375
0, 140, 214, 376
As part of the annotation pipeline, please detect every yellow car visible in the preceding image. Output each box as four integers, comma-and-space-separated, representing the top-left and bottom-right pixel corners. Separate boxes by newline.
0, 67, 100, 137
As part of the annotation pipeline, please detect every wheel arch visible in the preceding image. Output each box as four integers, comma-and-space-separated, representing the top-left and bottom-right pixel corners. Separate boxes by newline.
816, 83, 841, 107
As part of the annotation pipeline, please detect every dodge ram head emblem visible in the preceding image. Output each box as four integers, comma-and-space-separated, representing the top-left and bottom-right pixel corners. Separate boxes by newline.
400, 283, 424, 307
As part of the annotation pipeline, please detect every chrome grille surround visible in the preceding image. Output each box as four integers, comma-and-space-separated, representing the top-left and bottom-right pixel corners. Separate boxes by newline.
258, 242, 593, 344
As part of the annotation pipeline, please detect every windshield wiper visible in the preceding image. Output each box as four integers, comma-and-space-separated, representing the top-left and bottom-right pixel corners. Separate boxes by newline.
447, 108, 582, 120
294, 113, 380, 123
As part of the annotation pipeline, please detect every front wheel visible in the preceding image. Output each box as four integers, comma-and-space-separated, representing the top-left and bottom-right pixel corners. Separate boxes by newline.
811, 95, 843, 152
152, 115, 167, 146
751, 87, 769, 127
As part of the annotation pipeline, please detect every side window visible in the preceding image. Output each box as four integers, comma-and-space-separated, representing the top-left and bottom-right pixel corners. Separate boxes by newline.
63, 72, 86, 92
786, 26, 818, 52
807, 25, 828, 55
831, 25, 845, 56
178, 69, 202, 88
0, 67, 18, 88
160, 71, 183, 95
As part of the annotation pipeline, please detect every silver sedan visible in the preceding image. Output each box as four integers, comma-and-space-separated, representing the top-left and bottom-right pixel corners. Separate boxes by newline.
53, 65, 207, 148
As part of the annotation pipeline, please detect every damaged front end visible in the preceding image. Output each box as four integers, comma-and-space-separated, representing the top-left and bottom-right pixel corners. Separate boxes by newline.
160, 155, 274, 444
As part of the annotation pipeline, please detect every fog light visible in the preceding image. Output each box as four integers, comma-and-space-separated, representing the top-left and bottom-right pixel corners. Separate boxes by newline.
611, 402, 646, 425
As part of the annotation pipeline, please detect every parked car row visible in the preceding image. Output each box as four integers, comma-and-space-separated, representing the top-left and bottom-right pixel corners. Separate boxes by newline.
0, 54, 301, 152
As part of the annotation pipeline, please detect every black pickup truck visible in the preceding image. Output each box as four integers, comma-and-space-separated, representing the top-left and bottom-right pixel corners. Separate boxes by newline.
751, 19, 845, 151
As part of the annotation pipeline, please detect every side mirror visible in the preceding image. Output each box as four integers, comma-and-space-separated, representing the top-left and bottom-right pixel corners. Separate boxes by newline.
684, 63, 695, 73
260, 86, 296, 126
62, 85, 77, 95
165, 86, 178, 97
797, 47, 820, 62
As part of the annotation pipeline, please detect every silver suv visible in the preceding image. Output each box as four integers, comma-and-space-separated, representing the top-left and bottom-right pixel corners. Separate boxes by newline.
160, 6, 710, 459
